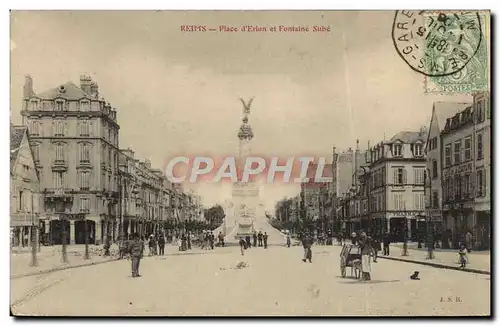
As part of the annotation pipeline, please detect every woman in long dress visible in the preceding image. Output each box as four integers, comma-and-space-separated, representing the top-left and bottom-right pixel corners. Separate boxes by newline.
357, 231, 371, 281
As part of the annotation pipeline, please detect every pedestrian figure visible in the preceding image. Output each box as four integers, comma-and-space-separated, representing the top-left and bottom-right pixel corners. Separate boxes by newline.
301, 233, 313, 263
358, 231, 372, 281
209, 232, 215, 249
263, 232, 268, 249
148, 235, 157, 256
382, 232, 391, 256
351, 232, 357, 245
218, 232, 225, 247
119, 235, 129, 259
258, 231, 263, 247
158, 234, 166, 255
181, 233, 187, 251
239, 237, 246, 256
286, 233, 291, 248
177, 237, 182, 251
128, 233, 144, 278
371, 236, 380, 262
253, 231, 258, 247
459, 244, 468, 268
245, 235, 251, 249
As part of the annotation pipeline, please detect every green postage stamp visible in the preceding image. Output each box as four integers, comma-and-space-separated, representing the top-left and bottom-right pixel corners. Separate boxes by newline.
424, 11, 489, 94
392, 10, 490, 94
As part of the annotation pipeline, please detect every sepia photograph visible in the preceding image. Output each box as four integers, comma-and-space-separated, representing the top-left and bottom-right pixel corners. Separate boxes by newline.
8, 9, 491, 317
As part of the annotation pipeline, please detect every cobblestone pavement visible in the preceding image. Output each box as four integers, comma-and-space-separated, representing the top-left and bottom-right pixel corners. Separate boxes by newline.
10, 245, 490, 316
383, 243, 490, 273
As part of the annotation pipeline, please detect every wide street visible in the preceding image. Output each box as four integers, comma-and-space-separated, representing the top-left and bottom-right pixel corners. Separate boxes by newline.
11, 244, 490, 316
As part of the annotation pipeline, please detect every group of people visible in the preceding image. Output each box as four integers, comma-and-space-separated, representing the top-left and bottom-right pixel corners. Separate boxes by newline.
238, 231, 269, 255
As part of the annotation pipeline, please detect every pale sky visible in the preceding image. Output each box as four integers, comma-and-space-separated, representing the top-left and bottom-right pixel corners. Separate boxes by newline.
10, 11, 472, 209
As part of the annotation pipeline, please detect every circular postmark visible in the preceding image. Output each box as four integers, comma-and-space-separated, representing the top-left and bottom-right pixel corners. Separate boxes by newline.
392, 10, 483, 77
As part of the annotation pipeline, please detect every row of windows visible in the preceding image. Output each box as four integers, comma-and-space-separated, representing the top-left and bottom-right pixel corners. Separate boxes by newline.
370, 143, 424, 162
13, 190, 39, 213
442, 169, 487, 201
391, 192, 425, 211
444, 133, 484, 166
29, 120, 118, 145
29, 99, 101, 112
52, 171, 116, 191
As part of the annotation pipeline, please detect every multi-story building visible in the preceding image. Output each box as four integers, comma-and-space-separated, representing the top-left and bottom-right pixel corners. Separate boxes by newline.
10, 125, 42, 248
441, 106, 475, 245
21, 75, 121, 245
366, 129, 427, 241
473, 91, 491, 249
440, 92, 491, 249
425, 101, 471, 243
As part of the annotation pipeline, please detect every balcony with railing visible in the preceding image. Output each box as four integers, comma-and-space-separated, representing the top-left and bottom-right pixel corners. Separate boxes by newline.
51, 159, 68, 171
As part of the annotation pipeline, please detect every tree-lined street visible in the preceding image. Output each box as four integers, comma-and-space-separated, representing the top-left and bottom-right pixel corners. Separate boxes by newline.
11, 245, 490, 316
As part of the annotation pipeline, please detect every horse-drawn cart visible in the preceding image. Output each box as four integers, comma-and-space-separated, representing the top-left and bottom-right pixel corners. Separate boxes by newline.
340, 244, 362, 279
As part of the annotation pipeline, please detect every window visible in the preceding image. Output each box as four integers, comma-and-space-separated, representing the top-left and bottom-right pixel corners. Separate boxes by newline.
18, 190, 23, 211
55, 143, 65, 161
432, 191, 439, 209
79, 119, 90, 137
81, 101, 90, 112
30, 120, 40, 136
80, 197, 90, 212
464, 136, 472, 161
463, 174, 472, 198
30, 101, 38, 110
54, 121, 65, 136
477, 133, 483, 160
431, 137, 438, 150
32, 145, 39, 163
394, 167, 406, 185
56, 101, 63, 111
476, 100, 484, 123
414, 144, 423, 156
431, 160, 438, 179
79, 143, 90, 163
52, 171, 65, 189
454, 140, 461, 164
414, 168, 425, 184
79, 171, 90, 190
444, 144, 452, 166
477, 170, 486, 197
454, 174, 462, 199
393, 144, 402, 157
393, 193, 405, 210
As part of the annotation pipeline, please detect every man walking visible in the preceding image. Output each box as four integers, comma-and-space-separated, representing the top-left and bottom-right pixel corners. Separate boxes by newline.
128, 233, 144, 278
382, 232, 391, 256
253, 231, 258, 247
158, 234, 166, 255
302, 233, 313, 263
258, 231, 263, 247
263, 232, 268, 249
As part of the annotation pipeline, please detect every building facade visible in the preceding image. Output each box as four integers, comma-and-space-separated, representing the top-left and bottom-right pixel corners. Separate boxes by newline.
366, 130, 427, 241
473, 91, 491, 249
10, 125, 42, 248
440, 92, 491, 249
21, 75, 121, 245
425, 102, 471, 237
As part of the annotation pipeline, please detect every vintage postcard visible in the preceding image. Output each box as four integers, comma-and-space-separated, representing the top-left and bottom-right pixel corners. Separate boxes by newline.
9, 10, 491, 317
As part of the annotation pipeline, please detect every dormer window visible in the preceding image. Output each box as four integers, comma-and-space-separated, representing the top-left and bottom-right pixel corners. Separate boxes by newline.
30, 100, 39, 110
81, 101, 90, 112
414, 143, 423, 156
393, 144, 402, 157
56, 101, 63, 111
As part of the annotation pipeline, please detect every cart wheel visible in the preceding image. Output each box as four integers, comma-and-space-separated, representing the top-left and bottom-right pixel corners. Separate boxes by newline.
340, 257, 346, 278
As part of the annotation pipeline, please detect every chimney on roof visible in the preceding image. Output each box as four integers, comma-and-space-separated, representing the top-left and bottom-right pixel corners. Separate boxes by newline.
90, 81, 99, 98
419, 125, 428, 137
80, 75, 92, 94
23, 75, 34, 98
